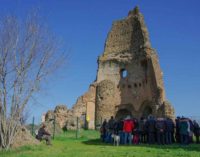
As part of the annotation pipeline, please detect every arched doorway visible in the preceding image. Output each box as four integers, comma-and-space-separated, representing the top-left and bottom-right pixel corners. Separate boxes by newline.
142, 106, 152, 118
115, 109, 132, 120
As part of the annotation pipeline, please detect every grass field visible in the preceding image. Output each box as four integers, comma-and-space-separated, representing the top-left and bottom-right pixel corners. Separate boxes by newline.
1, 130, 200, 157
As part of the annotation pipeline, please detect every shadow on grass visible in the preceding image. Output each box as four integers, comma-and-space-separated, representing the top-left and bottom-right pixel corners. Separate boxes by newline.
82, 139, 105, 146
82, 139, 200, 152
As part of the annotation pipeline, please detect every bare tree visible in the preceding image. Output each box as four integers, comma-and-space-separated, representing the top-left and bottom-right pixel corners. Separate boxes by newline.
0, 13, 66, 149
19, 106, 30, 125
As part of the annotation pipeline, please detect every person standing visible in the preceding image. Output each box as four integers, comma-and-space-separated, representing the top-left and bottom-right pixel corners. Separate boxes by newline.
179, 118, 189, 145
123, 115, 134, 145
100, 119, 107, 142
106, 116, 115, 143
175, 117, 181, 143
165, 118, 175, 145
117, 119, 124, 144
155, 118, 166, 145
146, 115, 156, 144
138, 117, 147, 143
193, 120, 200, 144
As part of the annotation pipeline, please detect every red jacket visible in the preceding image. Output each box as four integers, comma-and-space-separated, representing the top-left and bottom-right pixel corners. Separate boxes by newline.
123, 119, 134, 133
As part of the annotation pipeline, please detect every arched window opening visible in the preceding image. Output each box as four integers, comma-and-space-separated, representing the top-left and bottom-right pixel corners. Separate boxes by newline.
120, 69, 128, 78
115, 109, 132, 120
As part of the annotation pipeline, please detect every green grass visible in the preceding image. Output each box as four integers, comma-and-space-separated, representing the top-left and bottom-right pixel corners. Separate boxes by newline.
1, 130, 200, 157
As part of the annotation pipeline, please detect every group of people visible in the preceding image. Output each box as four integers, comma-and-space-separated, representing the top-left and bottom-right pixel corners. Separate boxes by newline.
100, 115, 200, 145
35, 115, 200, 146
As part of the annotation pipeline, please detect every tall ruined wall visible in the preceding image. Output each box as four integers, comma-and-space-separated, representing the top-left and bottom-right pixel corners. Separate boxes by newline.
45, 6, 175, 129
95, 6, 174, 124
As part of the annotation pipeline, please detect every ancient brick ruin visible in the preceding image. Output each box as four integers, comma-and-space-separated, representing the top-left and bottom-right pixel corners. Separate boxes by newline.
45, 6, 175, 130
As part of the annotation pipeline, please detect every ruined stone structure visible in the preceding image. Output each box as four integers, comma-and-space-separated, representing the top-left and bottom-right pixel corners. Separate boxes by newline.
45, 84, 96, 130
94, 6, 174, 125
45, 6, 175, 129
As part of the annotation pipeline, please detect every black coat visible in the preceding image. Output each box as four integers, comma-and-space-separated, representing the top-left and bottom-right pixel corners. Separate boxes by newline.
193, 122, 200, 136
146, 119, 156, 133
155, 120, 166, 132
166, 119, 175, 132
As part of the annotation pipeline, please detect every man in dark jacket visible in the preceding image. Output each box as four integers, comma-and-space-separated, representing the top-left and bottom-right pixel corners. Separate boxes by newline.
100, 119, 107, 142
36, 124, 52, 145
175, 117, 181, 143
117, 119, 124, 144
193, 120, 200, 144
155, 118, 166, 145
113, 120, 120, 135
106, 116, 115, 143
108, 116, 115, 132
188, 119, 194, 143
138, 117, 147, 143
179, 118, 189, 145
145, 116, 156, 144
165, 118, 175, 144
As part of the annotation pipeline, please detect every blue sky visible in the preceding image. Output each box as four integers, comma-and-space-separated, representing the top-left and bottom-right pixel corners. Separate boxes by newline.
0, 0, 200, 123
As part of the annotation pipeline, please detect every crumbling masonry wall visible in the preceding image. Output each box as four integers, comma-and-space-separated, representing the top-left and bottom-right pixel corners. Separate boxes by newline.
95, 7, 174, 125
45, 7, 175, 129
